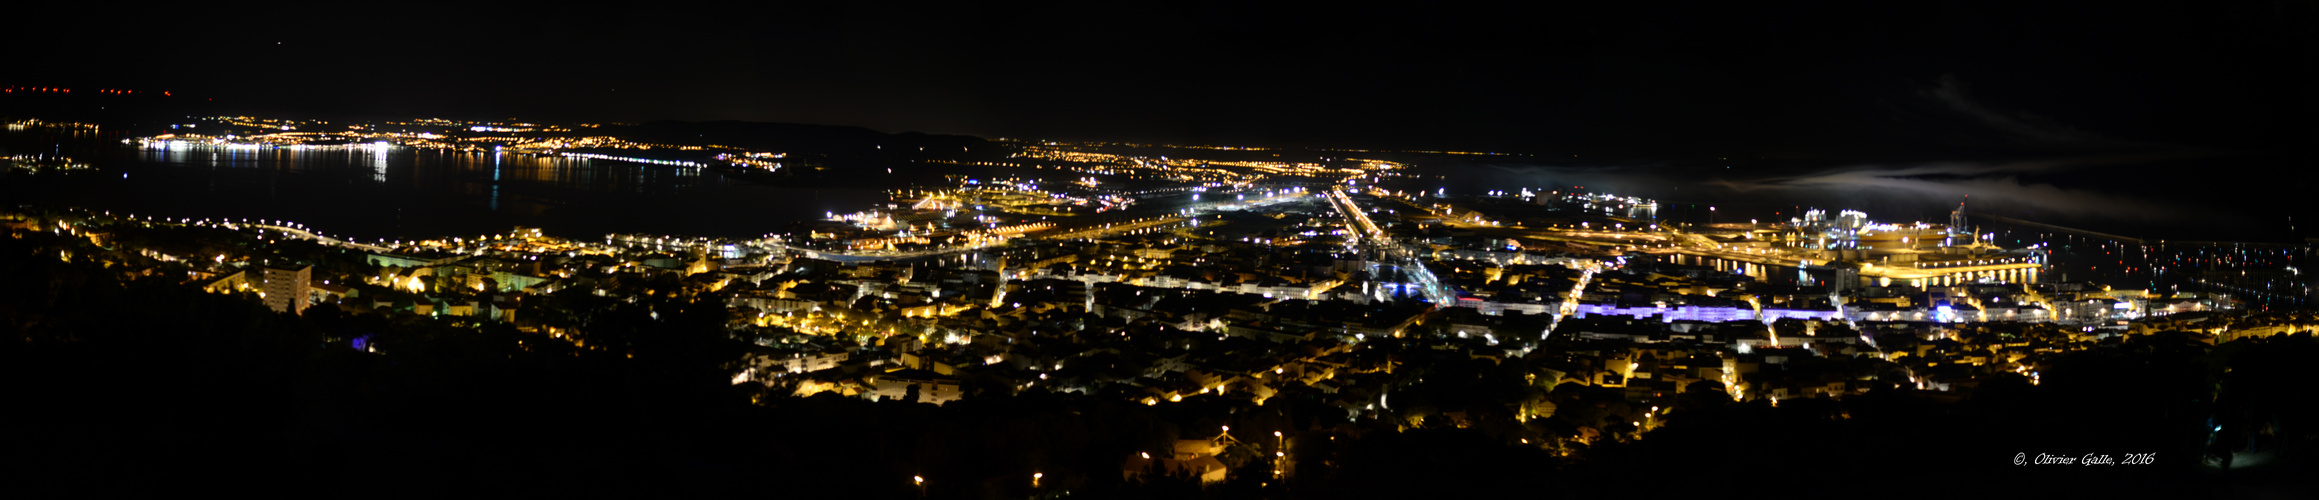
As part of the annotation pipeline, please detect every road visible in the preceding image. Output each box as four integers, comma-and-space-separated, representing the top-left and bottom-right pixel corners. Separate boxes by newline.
251, 224, 393, 253
1329, 188, 1457, 305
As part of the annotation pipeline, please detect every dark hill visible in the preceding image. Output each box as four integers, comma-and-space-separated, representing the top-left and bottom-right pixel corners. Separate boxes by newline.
609, 120, 989, 156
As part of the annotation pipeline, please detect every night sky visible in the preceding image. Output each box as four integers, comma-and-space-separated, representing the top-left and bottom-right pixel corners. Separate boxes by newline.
16, 1, 2312, 158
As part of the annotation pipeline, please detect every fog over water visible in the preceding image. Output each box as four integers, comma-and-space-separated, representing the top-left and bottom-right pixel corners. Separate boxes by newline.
1389, 152, 2308, 243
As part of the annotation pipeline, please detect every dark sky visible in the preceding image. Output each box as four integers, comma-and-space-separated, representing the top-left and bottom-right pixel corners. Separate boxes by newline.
12, 1, 2317, 158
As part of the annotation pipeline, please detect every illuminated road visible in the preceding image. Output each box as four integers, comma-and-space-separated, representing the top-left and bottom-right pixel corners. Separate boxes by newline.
251, 223, 393, 253
745, 239, 1004, 263
1543, 266, 1596, 338
1329, 188, 1456, 304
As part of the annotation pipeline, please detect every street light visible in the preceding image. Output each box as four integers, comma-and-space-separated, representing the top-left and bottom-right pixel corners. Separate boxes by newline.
1032, 472, 1042, 488
914, 476, 925, 498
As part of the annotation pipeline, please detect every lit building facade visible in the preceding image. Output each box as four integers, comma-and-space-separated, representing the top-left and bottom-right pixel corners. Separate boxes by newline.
263, 265, 312, 315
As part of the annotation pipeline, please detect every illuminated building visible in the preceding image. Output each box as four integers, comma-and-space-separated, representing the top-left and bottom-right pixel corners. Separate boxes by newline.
263, 264, 312, 315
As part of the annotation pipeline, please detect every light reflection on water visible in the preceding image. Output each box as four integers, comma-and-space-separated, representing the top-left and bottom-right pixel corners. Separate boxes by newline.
2, 131, 880, 241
